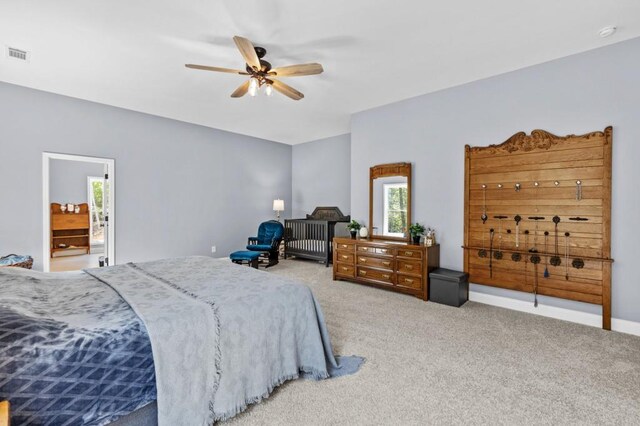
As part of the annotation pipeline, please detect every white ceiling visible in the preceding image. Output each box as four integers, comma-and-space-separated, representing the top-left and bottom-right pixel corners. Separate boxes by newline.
1, 1, 639, 145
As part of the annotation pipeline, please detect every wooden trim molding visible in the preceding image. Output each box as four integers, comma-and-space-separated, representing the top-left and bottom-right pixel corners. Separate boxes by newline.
466, 128, 610, 155
0, 400, 9, 426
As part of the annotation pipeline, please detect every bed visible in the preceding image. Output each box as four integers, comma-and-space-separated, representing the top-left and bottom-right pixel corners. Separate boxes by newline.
284, 207, 350, 266
0, 256, 363, 425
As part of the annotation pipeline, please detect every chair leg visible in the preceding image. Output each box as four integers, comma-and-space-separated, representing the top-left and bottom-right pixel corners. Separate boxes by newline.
250, 258, 258, 269
265, 250, 279, 268
265, 260, 277, 268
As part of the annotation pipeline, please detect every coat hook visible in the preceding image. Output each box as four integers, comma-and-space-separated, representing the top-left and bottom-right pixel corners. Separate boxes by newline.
576, 180, 582, 201
515, 183, 521, 192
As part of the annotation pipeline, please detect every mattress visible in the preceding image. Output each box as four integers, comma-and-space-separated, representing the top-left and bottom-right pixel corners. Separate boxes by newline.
109, 402, 157, 426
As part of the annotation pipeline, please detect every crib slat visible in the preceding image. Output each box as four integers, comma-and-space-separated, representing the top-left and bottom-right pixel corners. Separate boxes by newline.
284, 219, 339, 264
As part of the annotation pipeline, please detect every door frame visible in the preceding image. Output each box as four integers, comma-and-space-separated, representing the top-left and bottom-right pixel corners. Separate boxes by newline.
87, 175, 105, 247
42, 152, 115, 272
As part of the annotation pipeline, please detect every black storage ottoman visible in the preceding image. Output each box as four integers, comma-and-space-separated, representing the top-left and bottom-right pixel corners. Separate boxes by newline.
429, 268, 469, 307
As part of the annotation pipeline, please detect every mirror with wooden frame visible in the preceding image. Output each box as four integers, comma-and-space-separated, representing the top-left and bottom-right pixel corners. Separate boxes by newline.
369, 162, 412, 241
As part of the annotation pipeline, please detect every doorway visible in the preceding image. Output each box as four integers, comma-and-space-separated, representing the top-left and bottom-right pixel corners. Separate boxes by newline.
88, 176, 105, 248
42, 153, 115, 272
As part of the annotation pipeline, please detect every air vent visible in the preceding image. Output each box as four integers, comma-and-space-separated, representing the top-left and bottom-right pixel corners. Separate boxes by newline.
7, 47, 28, 61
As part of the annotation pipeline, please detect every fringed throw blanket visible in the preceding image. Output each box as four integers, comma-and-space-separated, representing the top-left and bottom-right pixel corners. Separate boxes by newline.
1, 256, 363, 425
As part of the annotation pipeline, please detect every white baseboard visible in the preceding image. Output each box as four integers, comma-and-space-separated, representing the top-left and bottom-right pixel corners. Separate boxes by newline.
469, 291, 640, 337
611, 318, 640, 337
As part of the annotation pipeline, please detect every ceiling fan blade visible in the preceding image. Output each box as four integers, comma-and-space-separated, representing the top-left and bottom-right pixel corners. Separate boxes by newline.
185, 64, 248, 75
270, 79, 304, 101
233, 36, 261, 71
231, 80, 251, 98
270, 63, 324, 77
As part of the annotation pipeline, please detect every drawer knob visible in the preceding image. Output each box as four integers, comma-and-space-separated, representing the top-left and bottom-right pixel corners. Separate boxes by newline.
380, 249, 387, 253
404, 278, 414, 284
360, 270, 367, 276
405, 264, 414, 270
342, 267, 349, 271
382, 274, 390, 279
360, 258, 367, 262
342, 255, 349, 259
404, 251, 413, 256
361, 247, 368, 251
382, 261, 391, 266
341, 244, 348, 248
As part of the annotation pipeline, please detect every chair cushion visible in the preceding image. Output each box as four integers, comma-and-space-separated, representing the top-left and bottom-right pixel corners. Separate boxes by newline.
246, 244, 273, 251
255, 221, 284, 245
229, 251, 261, 261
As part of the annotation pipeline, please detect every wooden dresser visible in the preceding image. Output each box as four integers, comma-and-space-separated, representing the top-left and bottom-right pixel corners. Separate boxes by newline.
333, 237, 440, 301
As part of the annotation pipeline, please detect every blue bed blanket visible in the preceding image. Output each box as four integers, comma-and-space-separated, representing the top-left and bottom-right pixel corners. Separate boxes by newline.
0, 268, 156, 425
0, 257, 363, 425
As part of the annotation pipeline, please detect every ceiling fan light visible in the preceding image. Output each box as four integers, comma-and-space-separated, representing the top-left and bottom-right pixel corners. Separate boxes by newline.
264, 84, 273, 96
248, 77, 259, 96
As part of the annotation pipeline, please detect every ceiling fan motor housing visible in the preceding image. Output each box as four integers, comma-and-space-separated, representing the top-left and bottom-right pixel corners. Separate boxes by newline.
246, 60, 272, 74
254, 46, 267, 58
244, 46, 271, 73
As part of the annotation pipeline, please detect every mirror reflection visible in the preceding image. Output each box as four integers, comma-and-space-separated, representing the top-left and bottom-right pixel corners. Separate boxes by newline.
372, 176, 408, 237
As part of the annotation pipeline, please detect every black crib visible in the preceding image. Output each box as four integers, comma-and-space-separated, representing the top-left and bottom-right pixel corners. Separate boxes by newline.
284, 207, 350, 266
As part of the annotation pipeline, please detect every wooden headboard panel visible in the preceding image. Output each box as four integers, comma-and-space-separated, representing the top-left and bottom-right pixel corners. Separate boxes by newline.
463, 127, 613, 329
306, 206, 350, 222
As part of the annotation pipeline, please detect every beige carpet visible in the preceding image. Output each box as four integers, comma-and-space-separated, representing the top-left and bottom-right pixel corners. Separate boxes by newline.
227, 259, 640, 425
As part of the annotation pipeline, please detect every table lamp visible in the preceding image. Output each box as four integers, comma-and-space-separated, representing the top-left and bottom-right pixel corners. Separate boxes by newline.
273, 199, 284, 221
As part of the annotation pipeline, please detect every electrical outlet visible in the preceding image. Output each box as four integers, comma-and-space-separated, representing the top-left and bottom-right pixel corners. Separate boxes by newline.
211, 245, 217, 253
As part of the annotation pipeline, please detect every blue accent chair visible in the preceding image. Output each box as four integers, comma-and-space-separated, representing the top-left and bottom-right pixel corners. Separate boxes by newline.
247, 220, 284, 267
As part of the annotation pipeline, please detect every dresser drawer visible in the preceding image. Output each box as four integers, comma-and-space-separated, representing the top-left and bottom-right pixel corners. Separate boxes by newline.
397, 248, 423, 259
397, 259, 422, 276
335, 241, 355, 251
356, 256, 393, 270
336, 252, 355, 264
335, 263, 355, 278
52, 214, 89, 230
357, 267, 394, 284
356, 245, 394, 257
397, 274, 423, 290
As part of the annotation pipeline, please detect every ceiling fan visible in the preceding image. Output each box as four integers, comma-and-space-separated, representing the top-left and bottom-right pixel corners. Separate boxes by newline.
185, 36, 324, 101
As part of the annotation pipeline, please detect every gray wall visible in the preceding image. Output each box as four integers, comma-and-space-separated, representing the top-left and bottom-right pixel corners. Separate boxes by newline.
291, 133, 351, 219
0, 82, 292, 270
50, 159, 104, 205
351, 37, 640, 323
